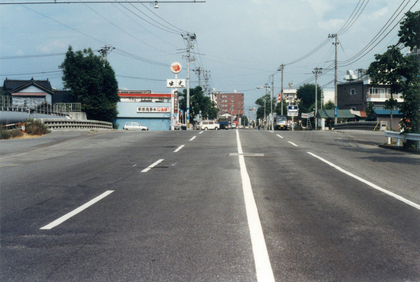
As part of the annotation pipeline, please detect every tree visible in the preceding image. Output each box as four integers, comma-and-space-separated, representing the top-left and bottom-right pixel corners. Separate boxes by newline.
60, 46, 119, 122
296, 83, 322, 115
324, 100, 335, 110
398, 10, 420, 135
179, 86, 218, 122
367, 45, 408, 131
398, 10, 420, 50
365, 102, 375, 120
255, 94, 272, 123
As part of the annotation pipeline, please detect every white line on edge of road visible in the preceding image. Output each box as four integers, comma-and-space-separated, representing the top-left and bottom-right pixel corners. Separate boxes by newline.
307, 152, 420, 211
190, 136, 196, 141
40, 190, 114, 230
236, 130, 275, 282
174, 145, 185, 153
277, 134, 283, 139
141, 159, 164, 173
288, 141, 298, 147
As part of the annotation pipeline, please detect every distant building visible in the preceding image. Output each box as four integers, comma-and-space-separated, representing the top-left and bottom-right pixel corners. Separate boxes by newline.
214, 92, 244, 117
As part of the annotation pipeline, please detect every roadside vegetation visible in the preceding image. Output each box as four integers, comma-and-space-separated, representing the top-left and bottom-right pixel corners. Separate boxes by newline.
0, 119, 50, 140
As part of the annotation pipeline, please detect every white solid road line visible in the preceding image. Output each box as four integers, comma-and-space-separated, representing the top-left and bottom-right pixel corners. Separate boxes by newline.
308, 152, 420, 211
141, 159, 164, 173
40, 190, 114, 230
199, 131, 204, 134
174, 145, 185, 153
288, 141, 298, 147
236, 130, 275, 282
277, 134, 283, 139
190, 136, 196, 141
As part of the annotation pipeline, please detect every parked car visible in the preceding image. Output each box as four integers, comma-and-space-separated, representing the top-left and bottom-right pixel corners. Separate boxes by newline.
123, 122, 148, 131
199, 120, 220, 130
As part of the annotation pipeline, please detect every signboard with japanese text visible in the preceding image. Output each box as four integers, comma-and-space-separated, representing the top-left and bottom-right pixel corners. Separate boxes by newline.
167, 79, 186, 88
137, 107, 170, 113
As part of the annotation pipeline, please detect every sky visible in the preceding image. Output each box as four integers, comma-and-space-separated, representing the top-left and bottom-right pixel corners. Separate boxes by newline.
0, 0, 419, 110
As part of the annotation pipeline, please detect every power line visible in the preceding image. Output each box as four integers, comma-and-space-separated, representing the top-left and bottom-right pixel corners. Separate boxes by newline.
338, 0, 416, 67
0, 1, 206, 5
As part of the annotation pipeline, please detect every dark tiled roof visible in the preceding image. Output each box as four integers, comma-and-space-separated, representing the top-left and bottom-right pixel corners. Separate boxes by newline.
316, 109, 355, 118
3, 78, 53, 93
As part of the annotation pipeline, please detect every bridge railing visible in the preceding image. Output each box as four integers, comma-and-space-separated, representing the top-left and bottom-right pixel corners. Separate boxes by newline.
37, 118, 113, 130
334, 121, 387, 131
384, 130, 420, 147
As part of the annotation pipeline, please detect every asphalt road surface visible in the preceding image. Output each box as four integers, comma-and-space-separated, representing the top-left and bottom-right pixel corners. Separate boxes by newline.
1, 129, 419, 281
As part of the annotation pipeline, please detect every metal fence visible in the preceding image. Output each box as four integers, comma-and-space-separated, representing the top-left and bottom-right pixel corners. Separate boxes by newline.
1, 96, 81, 115
38, 118, 113, 130
334, 121, 386, 131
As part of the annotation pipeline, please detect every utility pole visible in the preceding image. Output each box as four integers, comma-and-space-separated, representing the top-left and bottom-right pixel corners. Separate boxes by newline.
181, 33, 196, 129
98, 45, 115, 61
329, 34, 339, 124
313, 67, 322, 130
203, 70, 210, 96
271, 75, 274, 130
277, 64, 285, 115
193, 67, 203, 86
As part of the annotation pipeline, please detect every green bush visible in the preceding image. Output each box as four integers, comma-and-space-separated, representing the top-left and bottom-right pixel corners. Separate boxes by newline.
10, 129, 24, 138
25, 119, 50, 135
1, 129, 11, 139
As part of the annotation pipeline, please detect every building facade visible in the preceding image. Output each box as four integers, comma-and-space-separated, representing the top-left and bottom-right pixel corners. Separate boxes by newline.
214, 92, 244, 117
337, 80, 404, 112
114, 90, 178, 131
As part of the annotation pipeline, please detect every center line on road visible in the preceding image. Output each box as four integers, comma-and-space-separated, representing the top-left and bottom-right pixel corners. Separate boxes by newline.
307, 152, 420, 211
277, 134, 283, 139
236, 130, 275, 282
288, 141, 298, 147
141, 159, 164, 173
199, 131, 204, 134
40, 190, 114, 230
190, 136, 196, 141
174, 145, 185, 153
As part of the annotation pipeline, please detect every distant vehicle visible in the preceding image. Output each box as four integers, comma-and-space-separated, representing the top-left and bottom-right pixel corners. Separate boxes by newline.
123, 122, 148, 131
230, 123, 237, 129
199, 120, 220, 130
217, 117, 229, 130
274, 115, 288, 130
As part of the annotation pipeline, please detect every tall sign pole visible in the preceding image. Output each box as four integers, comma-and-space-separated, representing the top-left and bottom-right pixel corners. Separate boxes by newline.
170, 62, 183, 130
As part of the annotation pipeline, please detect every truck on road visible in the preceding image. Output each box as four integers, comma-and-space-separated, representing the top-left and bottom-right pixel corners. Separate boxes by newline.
218, 117, 229, 130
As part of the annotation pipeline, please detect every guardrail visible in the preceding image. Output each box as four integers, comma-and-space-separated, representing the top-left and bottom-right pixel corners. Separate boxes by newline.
384, 130, 420, 147
334, 121, 386, 131
37, 118, 113, 130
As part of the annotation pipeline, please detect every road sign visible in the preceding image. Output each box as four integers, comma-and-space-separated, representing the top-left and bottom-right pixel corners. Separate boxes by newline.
287, 105, 298, 117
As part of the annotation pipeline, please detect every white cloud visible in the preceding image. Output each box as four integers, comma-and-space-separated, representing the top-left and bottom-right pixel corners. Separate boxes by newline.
369, 7, 388, 21
318, 18, 345, 31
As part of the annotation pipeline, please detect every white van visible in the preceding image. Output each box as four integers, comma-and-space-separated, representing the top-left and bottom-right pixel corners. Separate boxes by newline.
199, 120, 220, 130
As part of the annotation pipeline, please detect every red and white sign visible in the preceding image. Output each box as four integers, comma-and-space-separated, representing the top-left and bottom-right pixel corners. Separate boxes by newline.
170, 62, 182, 74
137, 107, 170, 113
277, 93, 282, 103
